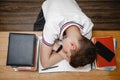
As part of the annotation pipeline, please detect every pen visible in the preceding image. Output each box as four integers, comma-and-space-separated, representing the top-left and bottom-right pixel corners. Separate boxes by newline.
42, 66, 58, 71
56, 45, 62, 53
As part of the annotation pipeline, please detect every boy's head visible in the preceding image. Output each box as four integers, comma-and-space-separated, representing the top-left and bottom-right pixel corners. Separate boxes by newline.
62, 35, 96, 68
69, 36, 96, 68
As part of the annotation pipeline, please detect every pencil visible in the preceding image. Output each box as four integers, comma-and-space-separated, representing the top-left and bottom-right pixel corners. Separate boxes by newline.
41, 66, 58, 71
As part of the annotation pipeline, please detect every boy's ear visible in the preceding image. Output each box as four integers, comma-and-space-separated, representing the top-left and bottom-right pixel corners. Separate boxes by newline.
71, 42, 77, 50
91, 37, 96, 43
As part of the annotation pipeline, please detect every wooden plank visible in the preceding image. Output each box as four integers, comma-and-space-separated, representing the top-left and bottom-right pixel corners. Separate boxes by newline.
0, 2, 41, 12
0, 24, 34, 31
1, 9, 119, 19
93, 23, 120, 30
0, 0, 42, 2
0, 23, 120, 31
0, 0, 119, 2
0, 16, 36, 24
0, 1, 119, 12
1, 15, 119, 24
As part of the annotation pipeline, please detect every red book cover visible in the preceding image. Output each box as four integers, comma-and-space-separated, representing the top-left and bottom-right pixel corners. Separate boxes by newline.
92, 36, 116, 68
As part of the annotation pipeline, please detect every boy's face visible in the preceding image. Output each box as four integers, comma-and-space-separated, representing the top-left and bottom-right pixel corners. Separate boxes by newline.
62, 37, 71, 60
62, 37, 79, 61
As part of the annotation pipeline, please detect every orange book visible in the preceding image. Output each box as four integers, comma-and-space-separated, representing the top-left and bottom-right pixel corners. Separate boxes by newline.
92, 36, 116, 68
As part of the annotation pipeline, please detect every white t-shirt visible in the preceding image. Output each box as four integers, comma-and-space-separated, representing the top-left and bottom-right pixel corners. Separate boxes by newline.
42, 0, 94, 46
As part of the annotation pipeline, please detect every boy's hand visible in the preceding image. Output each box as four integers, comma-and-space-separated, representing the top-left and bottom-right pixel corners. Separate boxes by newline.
53, 42, 59, 51
52, 41, 70, 61
58, 49, 70, 61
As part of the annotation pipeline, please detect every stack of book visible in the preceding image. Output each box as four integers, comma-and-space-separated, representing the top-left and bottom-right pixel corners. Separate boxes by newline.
92, 36, 117, 71
6, 33, 39, 71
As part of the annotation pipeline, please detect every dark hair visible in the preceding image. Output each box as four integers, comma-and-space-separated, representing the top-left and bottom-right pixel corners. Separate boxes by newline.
69, 36, 96, 68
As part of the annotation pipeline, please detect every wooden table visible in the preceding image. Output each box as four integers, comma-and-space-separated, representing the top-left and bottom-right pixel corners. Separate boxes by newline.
0, 31, 120, 80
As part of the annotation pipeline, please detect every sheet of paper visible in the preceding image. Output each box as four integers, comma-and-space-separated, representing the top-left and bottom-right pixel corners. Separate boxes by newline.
38, 36, 91, 73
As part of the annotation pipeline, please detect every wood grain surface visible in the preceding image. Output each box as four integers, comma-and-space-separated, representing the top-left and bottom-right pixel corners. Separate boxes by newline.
0, 31, 120, 80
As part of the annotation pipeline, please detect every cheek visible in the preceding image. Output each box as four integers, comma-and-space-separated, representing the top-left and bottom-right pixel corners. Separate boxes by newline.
62, 39, 67, 47
62, 39, 71, 52
62, 45, 67, 52
62, 44, 69, 53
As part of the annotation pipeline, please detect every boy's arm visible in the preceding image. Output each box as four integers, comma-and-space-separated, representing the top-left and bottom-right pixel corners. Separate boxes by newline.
40, 43, 64, 68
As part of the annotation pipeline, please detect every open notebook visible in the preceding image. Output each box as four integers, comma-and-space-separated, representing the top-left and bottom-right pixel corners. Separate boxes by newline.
38, 37, 92, 73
